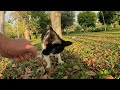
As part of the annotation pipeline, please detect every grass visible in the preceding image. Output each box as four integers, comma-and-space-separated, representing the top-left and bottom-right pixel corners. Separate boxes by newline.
0, 30, 120, 79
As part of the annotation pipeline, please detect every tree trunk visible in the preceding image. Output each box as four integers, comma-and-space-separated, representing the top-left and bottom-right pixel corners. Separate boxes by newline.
16, 17, 20, 38
24, 19, 30, 41
102, 11, 106, 31
0, 11, 5, 35
50, 11, 62, 38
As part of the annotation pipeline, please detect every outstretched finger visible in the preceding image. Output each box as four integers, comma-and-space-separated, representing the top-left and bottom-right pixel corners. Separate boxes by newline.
19, 56, 25, 61
26, 44, 38, 59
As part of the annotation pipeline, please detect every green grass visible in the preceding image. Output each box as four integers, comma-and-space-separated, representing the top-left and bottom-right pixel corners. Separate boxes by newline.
0, 30, 120, 79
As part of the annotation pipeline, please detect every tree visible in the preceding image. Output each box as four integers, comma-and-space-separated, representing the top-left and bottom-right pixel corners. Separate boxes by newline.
115, 11, 120, 25
4, 21, 17, 38
11, 11, 30, 41
50, 11, 62, 38
98, 11, 117, 25
11, 11, 21, 38
28, 11, 50, 33
99, 11, 106, 31
61, 11, 75, 29
0, 11, 5, 35
17, 20, 25, 38
77, 11, 97, 31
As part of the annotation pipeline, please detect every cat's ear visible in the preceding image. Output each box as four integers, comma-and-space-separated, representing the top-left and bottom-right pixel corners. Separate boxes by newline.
50, 26, 54, 31
63, 41, 72, 46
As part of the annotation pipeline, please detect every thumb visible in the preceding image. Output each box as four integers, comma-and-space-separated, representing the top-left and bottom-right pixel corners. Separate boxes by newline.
26, 44, 38, 59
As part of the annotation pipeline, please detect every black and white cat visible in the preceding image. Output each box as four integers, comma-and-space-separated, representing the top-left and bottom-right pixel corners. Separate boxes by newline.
38, 27, 72, 68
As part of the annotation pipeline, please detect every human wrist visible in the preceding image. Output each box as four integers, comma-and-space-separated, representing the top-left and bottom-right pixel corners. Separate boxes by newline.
0, 33, 8, 49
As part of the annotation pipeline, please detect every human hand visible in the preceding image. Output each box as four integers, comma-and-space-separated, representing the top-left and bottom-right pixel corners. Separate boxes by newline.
0, 38, 38, 62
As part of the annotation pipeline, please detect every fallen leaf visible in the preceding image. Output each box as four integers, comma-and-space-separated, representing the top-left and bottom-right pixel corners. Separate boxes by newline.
63, 76, 68, 79
40, 74, 48, 79
114, 69, 119, 75
73, 65, 80, 70
90, 58, 96, 62
82, 58, 88, 62
47, 75, 54, 79
40, 66, 45, 76
66, 68, 72, 72
12, 64, 16, 68
85, 70, 97, 76
25, 68, 33, 74
46, 68, 55, 74
0, 74, 2, 77
70, 60, 75, 64
107, 49, 111, 52
103, 75, 114, 79
32, 77, 35, 79
64, 55, 67, 59
21, 74, 32, 79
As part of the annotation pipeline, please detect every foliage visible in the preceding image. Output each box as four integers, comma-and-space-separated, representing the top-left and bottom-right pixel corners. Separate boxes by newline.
63, 25, 76, 34
88, 27, 105, 32
74, 25, 83, 32
98, 11, 117, 25
11, 11, 50, 37
113, 22, 120, 30
4, 21, 17, 38
29, 11, 51, 33
61, 11, 75, 29
77, 11, 97, 28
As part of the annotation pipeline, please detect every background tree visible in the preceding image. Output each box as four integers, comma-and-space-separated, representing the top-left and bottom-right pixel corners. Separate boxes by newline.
98, 11, 117, 25
28, 11, 50, 33
4, 21, 17, 38
17, 20, 25, 38
115, 11, 120, 25
0, 11, 5, 35
61, 11, 75, 29
77, 11, 97, 32
50, 11, 62, 38
11, 11, 21, 38
11, 11, 30, 41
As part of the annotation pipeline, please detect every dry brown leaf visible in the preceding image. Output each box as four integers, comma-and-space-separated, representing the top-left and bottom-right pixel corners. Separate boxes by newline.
82, 58, 89, 62
64, 55, 67, 59
63, 76, 68, 79
40, 66, 45, 75
25, 68, 33, 74
96, 53, 100, 57
90, 58, 96, 62
21, 74, 32, 79
107, 49, 111, 52
0, 73, 2, 77
46, 68, 55, 74
47, 75, 54, 79
103, 75, 114, 79
114, 69, 119, 75
32, 77, 35, 79
70, 60, 75, 64
73, 65, 80, 70
85, 70, 97, 76
40, 74, 48, 79
12, 64, 16, 68
66, 68, 72, 72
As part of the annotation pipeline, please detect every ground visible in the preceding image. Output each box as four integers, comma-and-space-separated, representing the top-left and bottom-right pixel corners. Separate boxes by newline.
0, 30, 120, 79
